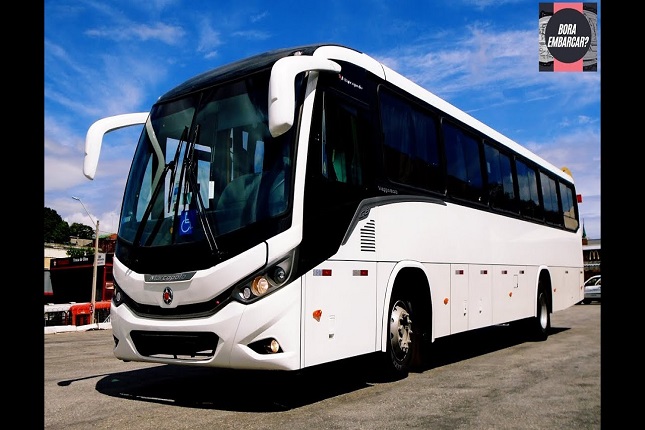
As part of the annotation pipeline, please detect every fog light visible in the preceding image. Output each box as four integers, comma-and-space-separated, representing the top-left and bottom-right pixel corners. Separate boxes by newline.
249, 338, 283, 354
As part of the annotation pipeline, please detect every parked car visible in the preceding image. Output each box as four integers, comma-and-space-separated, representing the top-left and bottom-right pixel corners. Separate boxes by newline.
582, 275, 601, 304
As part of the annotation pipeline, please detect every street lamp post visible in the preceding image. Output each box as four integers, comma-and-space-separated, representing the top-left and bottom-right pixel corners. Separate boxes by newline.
72, 196, 99, 325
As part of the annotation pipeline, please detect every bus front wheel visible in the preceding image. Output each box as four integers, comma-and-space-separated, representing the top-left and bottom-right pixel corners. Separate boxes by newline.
383, 296, 416, 379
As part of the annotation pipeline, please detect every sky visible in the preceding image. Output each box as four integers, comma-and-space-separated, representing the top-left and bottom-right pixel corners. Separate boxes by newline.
44, 0, 601, 239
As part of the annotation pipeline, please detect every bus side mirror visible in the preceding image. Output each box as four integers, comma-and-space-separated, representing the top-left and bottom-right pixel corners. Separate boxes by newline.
268, 56, 341, 138
84, 112, 149, 180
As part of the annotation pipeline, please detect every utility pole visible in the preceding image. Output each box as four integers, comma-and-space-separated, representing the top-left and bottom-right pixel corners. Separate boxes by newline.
90, 219, 99, 324
72, 196, 100, 325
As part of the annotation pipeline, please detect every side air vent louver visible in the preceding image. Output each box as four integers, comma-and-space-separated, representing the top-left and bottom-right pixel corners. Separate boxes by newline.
360, 220, 376, 252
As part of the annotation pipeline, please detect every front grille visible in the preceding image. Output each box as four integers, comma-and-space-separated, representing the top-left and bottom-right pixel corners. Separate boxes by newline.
131, 330, 219, 361
115, 285, 233, 319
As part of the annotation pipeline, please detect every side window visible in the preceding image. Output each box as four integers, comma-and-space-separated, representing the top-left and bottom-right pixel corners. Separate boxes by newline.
443, 122, 485, 203
516, 159, 542, 220
559, 181, 579, 231
319, 92, 368, 187
484, 141, 517, 213
540, 171, 561, 226
379, 89, 442, 192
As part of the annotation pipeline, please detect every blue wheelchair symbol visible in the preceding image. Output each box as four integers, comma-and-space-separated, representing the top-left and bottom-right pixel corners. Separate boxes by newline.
179, 210, 196, 236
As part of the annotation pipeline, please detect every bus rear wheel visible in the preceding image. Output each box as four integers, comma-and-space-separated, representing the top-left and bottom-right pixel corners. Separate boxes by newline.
383, 296, 416, 379
530, 287, 550, 341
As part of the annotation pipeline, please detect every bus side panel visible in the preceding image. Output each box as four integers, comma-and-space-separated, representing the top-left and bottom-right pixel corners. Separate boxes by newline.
337, 205, 456, 346
550, 266, 584, 312
468, 264, 493, 330
491, 266, 529, 325
519, 267, 539, 319
376, 261, 396, 351
302, 260, 377, 368
450, 264, 469, 334
449, 264, 498, 334
424, 263, 452, 340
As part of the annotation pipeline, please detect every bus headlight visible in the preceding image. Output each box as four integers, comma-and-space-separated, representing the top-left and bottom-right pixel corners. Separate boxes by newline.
237, 273, 279, 303
233, 254, 294, 304
251, 276, 269, 296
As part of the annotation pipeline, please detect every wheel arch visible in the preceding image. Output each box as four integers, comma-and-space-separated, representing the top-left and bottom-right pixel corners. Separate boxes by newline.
379, 261, 433, 353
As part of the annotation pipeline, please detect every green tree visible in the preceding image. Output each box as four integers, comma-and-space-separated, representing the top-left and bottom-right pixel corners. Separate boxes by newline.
69, 222, 95, 240
44, 207, 71, 244
66, 247, 92, 257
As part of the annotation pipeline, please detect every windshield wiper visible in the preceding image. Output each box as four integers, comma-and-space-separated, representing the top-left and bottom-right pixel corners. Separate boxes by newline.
172, 124, 221, 256
167, 126, 189, 212
133, 126, 188, 249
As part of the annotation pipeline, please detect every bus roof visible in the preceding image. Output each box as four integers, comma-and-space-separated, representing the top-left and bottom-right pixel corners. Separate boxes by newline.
158, 44, 345, 103
157, 43, 574, 184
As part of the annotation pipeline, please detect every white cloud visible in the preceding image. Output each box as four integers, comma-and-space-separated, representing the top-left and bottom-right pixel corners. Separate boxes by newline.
85, 23, 185, 44
197, 20, 223, 54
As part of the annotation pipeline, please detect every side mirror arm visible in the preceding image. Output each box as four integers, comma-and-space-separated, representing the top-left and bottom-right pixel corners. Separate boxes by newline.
84, 112, 148, 179
268, 56, 341, 137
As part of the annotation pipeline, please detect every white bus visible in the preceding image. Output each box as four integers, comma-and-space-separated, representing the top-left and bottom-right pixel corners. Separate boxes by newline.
83, 44, 584, 378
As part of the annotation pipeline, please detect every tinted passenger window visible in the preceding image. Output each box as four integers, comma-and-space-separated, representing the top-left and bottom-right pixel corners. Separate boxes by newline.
540, 171, 561, 225
443, 122, 485, 203
559, 181, 579, 231
484, 141, 517, 213
516, 160, 542, 220
379, 89, 442, 192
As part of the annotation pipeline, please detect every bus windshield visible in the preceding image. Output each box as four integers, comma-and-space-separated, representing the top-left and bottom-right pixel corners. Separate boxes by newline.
119, 70, 293, 250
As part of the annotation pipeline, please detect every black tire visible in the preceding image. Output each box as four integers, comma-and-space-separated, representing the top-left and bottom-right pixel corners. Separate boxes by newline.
582, 299, 591, 305
530, 286, 551, 341
383, 295, 416, 379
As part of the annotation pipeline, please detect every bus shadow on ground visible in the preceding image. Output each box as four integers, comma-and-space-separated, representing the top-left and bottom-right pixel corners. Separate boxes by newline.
95, 323, 569, 411
420, 323, 568, 371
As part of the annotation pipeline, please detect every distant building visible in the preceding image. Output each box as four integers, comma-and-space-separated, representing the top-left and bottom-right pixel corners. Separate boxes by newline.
44, 234, 117, 305
582, 238, 600, 280
49, 253, 115, 304
44, 244, 69, 270
44, 234, 117, 269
